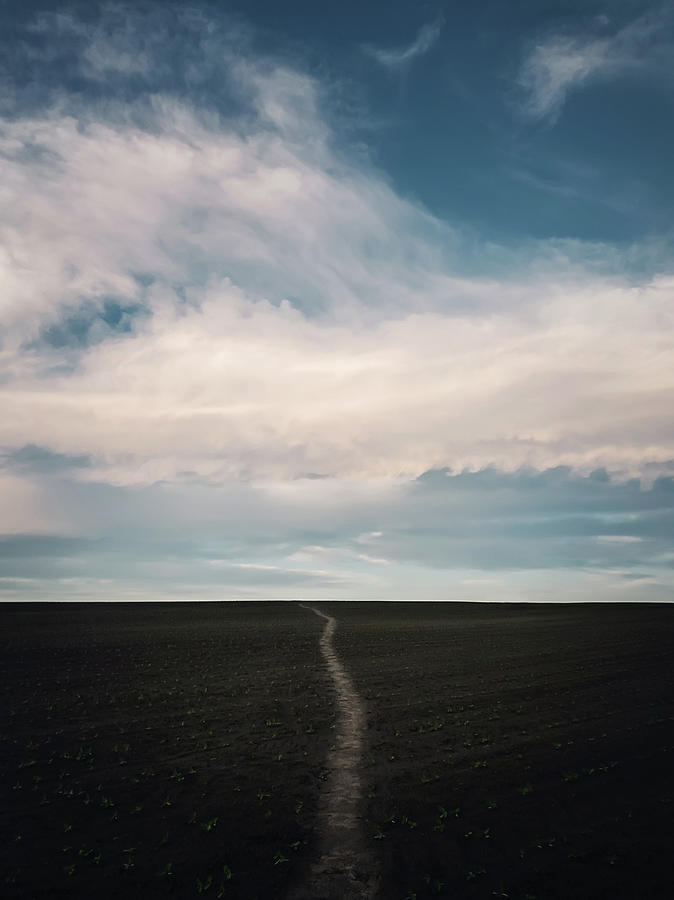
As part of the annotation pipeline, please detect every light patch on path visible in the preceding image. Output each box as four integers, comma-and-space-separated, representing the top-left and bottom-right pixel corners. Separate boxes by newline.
291, 603, 378, 900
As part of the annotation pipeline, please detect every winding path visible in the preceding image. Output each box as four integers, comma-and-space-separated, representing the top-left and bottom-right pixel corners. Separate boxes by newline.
292, 604, 378, 900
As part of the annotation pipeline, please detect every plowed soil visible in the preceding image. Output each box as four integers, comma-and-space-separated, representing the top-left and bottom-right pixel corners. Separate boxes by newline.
0, 602, 333, 899
2, 601, 673, 900
325, 602, 674, 900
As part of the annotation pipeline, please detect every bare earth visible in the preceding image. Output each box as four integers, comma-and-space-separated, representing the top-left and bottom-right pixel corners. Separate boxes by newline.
2, 601, 673, 900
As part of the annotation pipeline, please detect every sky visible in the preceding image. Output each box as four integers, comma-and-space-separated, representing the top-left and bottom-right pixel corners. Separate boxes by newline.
0, 0, 673, 602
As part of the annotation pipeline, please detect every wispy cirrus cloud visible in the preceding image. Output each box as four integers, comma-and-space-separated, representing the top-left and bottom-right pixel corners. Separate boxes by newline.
517, 6, 674, 122
363, 15, 444, 68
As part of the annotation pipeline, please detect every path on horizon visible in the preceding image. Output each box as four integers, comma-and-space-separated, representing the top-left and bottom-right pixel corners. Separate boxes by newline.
291, 604, 378, 900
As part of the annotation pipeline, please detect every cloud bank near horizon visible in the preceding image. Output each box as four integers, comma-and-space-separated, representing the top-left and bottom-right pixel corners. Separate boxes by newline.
1, 462, 673, 602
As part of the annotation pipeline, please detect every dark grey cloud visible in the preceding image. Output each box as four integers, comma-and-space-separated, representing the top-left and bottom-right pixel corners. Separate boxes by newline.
376, 466, 674, 571
2, 444, 91, 474
35, 299, 146, 350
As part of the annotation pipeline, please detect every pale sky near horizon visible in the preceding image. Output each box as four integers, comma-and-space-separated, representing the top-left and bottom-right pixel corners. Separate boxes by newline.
1, 0, 673, 601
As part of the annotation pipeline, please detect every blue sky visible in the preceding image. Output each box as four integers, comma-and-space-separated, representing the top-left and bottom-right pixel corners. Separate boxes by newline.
232, 0, 674, 246
0, 0, 673, 601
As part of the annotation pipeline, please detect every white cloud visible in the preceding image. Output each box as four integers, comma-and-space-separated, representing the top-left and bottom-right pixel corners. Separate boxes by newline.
0, 6, 673, 500
517, 8, 674, 121
517, 35, 612, 121
3, 266, 673, 484
356, 553, 390, 565
363, 17, 443, 68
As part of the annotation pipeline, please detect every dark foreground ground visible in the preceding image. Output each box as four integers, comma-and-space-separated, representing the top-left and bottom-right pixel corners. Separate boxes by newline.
0, 602, 333, 899
1, 602, 674, 900
324, 602, 674, 900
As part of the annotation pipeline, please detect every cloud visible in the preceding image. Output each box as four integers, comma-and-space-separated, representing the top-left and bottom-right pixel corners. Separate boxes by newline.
0, 5, 672, 491
363, 16, 443, 68
517, 7, 674, 121
1, 466, 673, 601
517, 34, 612, 121
3, 269, 674, 484
2, 445, 90, 473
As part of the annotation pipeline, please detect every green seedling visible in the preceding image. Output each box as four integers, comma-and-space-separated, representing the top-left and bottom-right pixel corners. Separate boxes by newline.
466, 868, 486, 881
420, 771, 439, 784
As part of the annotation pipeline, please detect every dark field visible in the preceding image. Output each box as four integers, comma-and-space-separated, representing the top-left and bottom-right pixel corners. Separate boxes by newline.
2, 602, 674, 900
0, 603, 333, 899
324, 602, 674, 900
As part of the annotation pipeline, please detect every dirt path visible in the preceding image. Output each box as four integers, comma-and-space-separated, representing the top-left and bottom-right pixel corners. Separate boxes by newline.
291, 604, 378, 900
